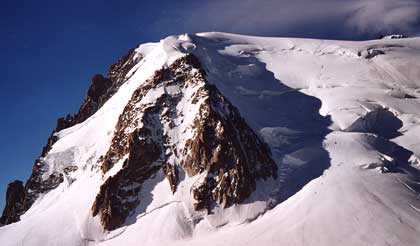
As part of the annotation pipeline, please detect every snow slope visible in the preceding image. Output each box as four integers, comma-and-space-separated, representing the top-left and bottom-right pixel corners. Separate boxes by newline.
1, 32, 420, 246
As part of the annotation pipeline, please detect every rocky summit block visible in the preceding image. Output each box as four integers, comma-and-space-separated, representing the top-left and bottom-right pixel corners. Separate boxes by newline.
92, 54, 277, 230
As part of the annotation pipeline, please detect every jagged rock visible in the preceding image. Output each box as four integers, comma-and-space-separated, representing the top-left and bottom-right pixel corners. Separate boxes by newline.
93, 92, 170, 230
93, 54, 277, 230
41, 133, 58, 157
363, 49, 385, 59
75, 74, 113, 123
75, 48, 142, 124
22, 159, 64, 211
0, 180, 24, 225
345, 107, 402, 139
183, 82, 277, 209
108, 48, 142, 85
0, 48, 143, 226
0, 158, 65, 226
56, 114, 76, 132
41, 115, 75, 157
162, 163, 178, 193
92, 128, 162, 231
2, 52, 276, 229
100, 54, 205, 174
99, 68, 175, 173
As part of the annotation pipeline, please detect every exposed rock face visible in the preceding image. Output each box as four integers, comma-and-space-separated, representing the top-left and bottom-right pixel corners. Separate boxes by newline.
22, 159, 64, 211
1, 138, 66, 226
93, 54, 277, 230
184, 83, 277, 210
0, 181, 24, 225
92, 128, 162, 230
107, 48, 141, 86
345, 107, 402, 139
1, 50, 276, 230
41, 114, 75, 157
75, 74, 113, 123
0, 48, 143, 226
76, 48, 142, 124
56, 114, 76, 132
365, 49, 385, 59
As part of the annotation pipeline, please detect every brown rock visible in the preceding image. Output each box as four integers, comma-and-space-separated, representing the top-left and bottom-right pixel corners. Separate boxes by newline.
92, 127, 162, 230
0, 48, 144, 225
93, 54, 277, 230
0, 180, 24, 225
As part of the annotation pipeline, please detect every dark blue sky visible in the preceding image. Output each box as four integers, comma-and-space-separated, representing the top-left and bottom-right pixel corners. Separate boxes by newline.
1, 0, 419, 211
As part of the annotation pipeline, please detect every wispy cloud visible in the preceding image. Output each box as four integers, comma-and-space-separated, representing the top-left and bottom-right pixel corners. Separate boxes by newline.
153, 0, 420, 39
345, 0, 420, 33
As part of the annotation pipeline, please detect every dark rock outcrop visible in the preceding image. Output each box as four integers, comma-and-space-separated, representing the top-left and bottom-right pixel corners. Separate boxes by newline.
107, 48, 142, 86
92, 127, 163, 230
2, 50, 276, 230
365, 49, 385, 59
345, 107, 402, 139
75, 74, 113, 123
0, 181, 24, 225
93, 54, 277, 230
56, 114, 76, 132
22, 160, 64, 212
75, 48, 142, 124
183, 83, 277, 210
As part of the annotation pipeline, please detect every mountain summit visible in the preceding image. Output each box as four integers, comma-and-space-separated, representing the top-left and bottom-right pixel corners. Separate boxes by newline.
1, 32, 420, 246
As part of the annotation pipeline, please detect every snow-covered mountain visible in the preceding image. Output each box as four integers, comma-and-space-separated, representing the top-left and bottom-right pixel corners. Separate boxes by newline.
1, 32, 420, 246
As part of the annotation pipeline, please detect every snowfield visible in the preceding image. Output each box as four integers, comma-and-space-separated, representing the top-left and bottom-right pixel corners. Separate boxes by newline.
1, 32, 420, 245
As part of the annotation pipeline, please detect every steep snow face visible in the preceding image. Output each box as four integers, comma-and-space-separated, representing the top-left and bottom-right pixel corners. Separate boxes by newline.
1, 32, 420, 246
181, 33, 420, 245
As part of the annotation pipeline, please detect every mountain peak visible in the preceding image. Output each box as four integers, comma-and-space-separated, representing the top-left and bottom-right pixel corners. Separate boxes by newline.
93, 54, 277, 230
1, 33, 420, 246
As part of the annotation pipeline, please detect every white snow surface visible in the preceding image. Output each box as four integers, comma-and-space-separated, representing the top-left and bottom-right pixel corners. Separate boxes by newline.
1, 32, 420, 245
